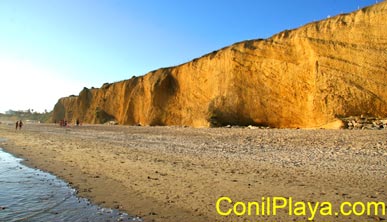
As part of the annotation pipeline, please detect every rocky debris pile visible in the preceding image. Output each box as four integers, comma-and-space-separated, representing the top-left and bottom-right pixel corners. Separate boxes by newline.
223, 124, 270, 129
105, 120, 118, 125
341, 116, 387, 130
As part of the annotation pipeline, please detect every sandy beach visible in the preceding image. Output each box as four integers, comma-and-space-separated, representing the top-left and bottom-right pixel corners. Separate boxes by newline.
0, 123, 386, 221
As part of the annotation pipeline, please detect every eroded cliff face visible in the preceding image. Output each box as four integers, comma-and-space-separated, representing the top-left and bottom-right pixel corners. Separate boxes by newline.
53, 2, 387, 128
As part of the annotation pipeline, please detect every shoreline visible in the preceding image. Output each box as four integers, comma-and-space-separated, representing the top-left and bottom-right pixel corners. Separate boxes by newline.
0, 147, 138, 221
0, 124, 386, 221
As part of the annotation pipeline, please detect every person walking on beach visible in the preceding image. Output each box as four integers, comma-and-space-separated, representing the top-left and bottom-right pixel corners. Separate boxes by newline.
15, 121, 19, 130
18, 120, 23, 130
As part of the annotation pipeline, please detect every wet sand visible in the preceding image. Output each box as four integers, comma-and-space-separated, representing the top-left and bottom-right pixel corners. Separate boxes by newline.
0, 123, 386, 221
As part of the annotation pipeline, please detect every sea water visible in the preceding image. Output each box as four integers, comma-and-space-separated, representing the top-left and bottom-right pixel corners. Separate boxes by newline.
0, 148, 141, 222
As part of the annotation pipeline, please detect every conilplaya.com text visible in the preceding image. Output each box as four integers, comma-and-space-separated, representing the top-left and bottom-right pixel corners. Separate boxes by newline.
216, 196, 386, 220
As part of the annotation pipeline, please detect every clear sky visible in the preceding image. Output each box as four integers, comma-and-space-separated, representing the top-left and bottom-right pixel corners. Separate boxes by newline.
0, 0, 378, 113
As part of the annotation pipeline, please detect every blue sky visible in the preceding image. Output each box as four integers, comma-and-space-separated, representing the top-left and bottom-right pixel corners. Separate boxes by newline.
0, 0, 378, 113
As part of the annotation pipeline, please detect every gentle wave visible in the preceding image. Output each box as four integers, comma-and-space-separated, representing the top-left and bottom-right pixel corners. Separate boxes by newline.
0, 148, 141, 222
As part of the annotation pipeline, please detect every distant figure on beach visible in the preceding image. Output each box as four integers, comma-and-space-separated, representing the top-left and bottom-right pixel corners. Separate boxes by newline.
19, 120, 23, 130
76, 119, 80, 126
15, 121, 19, 130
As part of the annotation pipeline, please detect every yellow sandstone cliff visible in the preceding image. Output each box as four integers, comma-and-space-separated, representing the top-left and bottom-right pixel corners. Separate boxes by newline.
52, 2, 387, 128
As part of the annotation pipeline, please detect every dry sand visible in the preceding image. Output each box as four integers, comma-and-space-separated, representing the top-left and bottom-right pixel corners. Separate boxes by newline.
0, 123, 386, 221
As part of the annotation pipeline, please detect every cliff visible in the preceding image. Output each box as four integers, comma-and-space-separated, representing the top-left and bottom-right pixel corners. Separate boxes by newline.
53, 2, 387, 128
